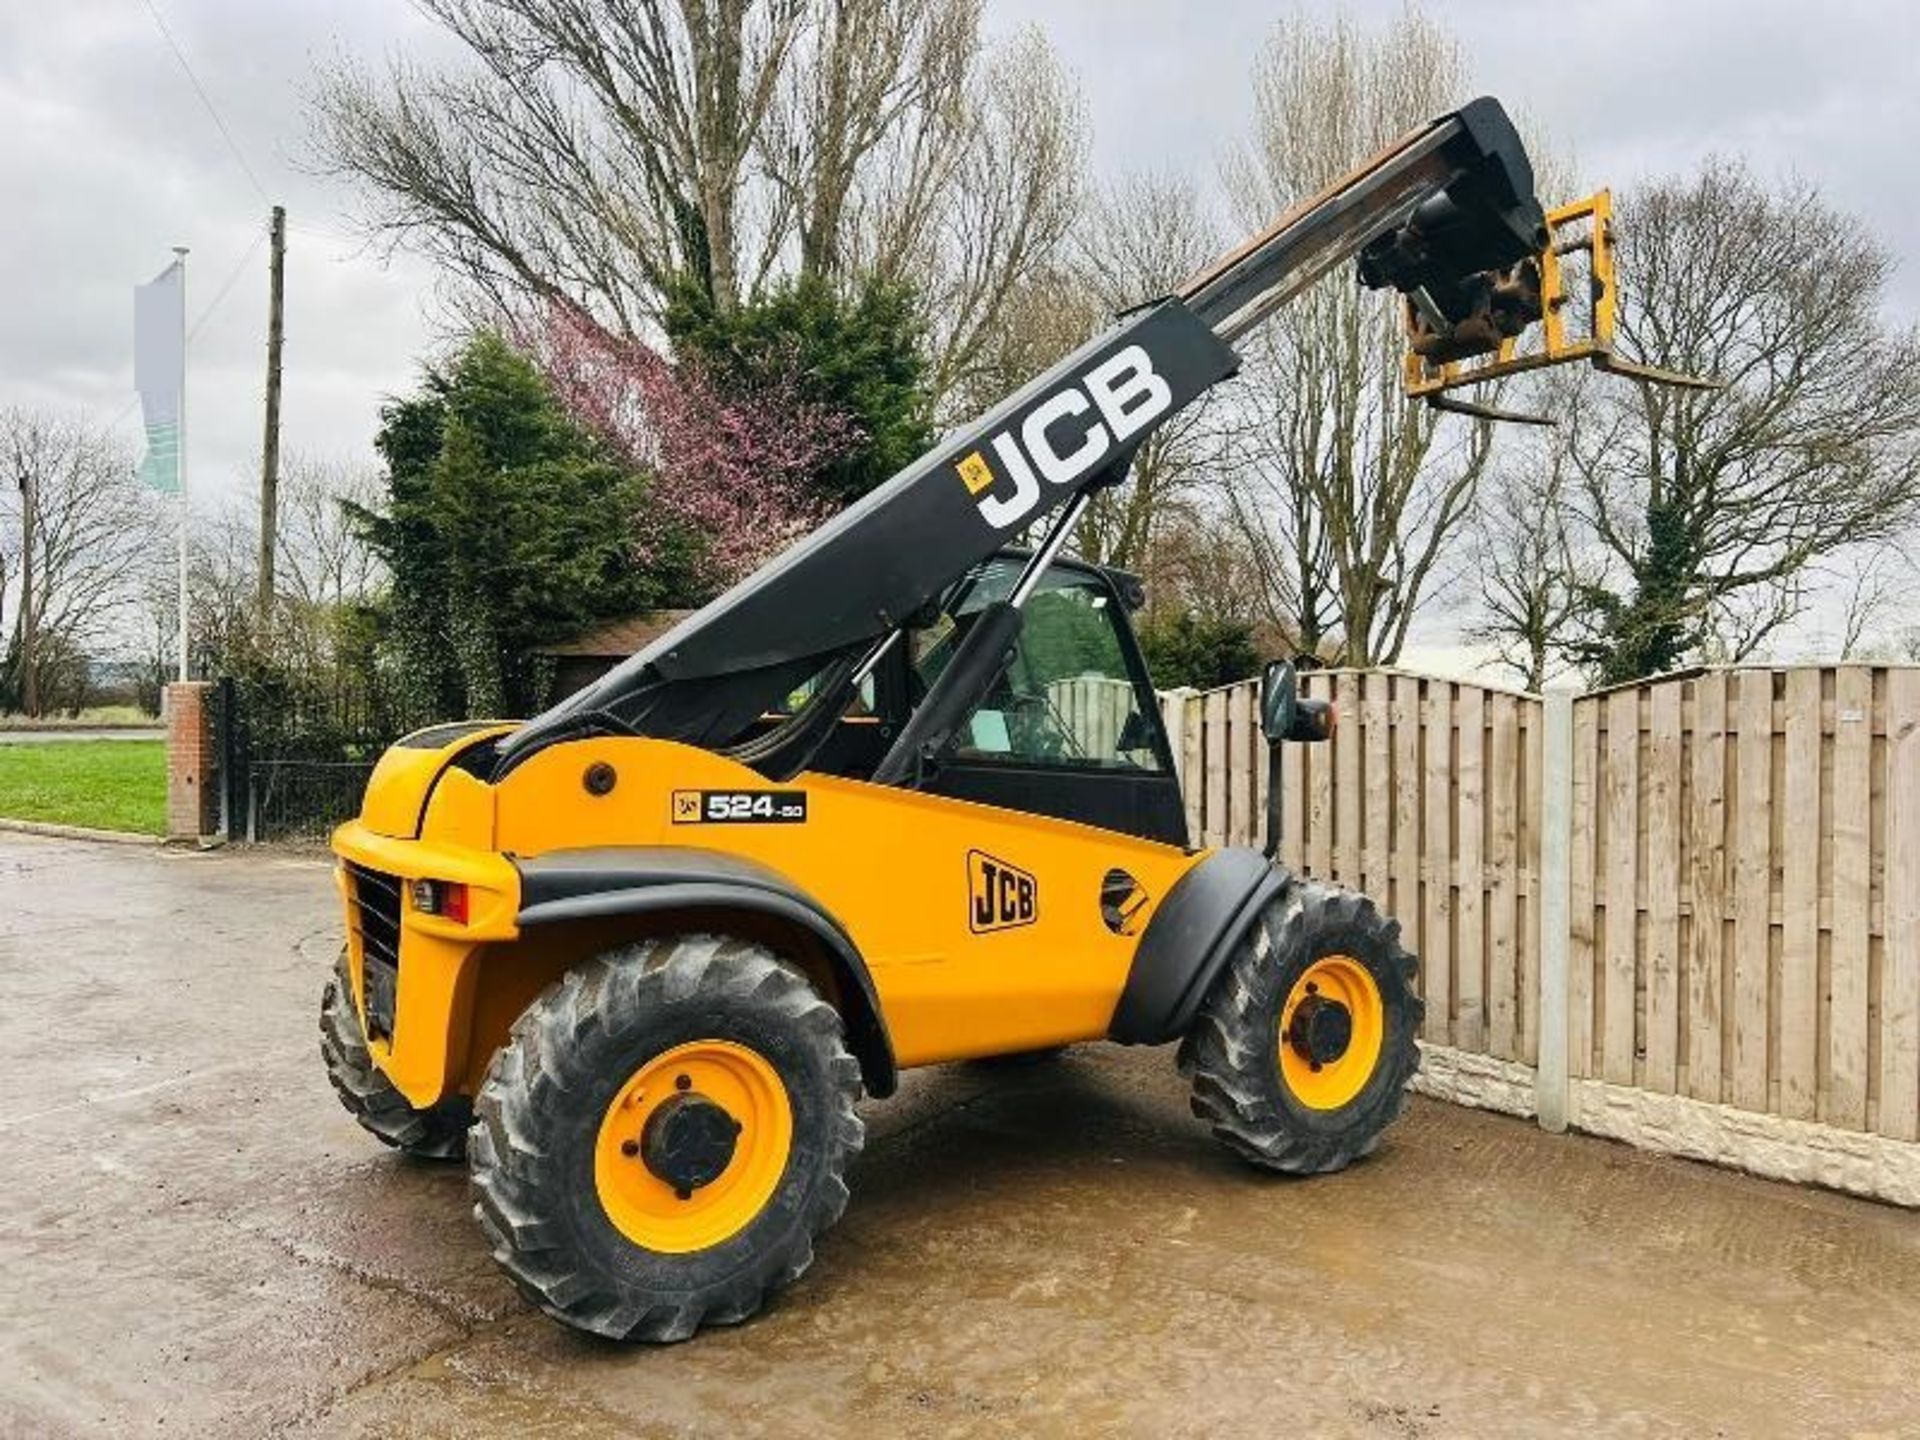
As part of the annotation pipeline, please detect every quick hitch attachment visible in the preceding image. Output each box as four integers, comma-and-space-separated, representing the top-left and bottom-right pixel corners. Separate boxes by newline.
1389, 190, 1722, 425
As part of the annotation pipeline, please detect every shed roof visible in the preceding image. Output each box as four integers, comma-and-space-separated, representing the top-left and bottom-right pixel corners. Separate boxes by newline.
537, 611, 697, 659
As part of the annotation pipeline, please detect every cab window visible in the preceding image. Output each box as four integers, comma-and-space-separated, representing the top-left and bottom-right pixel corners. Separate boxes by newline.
912, 560, 1167, 771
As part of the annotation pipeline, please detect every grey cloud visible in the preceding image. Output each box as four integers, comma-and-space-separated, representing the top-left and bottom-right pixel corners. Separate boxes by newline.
4, 0, 1914, 512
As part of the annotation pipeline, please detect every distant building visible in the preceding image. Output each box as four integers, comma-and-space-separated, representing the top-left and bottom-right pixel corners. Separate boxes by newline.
537, 612, 695, 699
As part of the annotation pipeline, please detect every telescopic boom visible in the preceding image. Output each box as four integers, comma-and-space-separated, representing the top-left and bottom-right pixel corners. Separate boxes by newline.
497, 97, 1547, 772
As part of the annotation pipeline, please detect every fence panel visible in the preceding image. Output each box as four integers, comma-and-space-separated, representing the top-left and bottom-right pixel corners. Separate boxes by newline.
1562, 666, 1920, 1143
1423, 680, 1455, 1044
1685, 671, 1727, 1103
1885, 670, 1920, 1141
1169, 670, 1539, 1059
1165, 662, 1920, 1198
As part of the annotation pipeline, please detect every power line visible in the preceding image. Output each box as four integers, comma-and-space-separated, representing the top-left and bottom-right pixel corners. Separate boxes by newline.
190, 226, 268, 343
138, 0, 270, 205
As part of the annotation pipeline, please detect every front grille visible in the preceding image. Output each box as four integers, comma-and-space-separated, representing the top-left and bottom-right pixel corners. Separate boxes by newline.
345, 863, 403, 1041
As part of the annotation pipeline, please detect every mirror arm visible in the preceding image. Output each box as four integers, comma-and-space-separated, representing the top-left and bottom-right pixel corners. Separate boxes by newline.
1262, 737, 1285, 861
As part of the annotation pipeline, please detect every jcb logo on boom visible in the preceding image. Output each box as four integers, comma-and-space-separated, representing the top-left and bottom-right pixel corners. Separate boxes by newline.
967, 850, 1037, 933
955, 344, 1172, 531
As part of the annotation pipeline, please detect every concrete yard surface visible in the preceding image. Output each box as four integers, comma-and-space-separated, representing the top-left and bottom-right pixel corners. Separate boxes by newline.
1, 831, 1916, 1438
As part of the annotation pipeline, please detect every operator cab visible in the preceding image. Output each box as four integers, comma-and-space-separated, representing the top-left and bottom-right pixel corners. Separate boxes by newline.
777, 550, 1185, 846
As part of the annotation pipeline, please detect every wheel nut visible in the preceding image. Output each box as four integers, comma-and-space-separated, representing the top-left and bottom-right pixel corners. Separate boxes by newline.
675, 1074, 692, 1091
621, 1138, 640, 1157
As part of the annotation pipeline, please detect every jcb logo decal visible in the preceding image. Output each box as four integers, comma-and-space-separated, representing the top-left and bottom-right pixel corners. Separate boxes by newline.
957, 343, 1172, 531
968, 850, 1037, 933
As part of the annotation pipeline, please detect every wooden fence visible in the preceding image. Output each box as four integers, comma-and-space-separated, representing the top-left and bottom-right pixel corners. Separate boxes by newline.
1568, 668, 1920, 1140
1163, 672, 1543, 1065
1161, 665, 1920, 1199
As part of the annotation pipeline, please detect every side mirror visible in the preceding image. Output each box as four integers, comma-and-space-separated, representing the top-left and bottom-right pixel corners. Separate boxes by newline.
1261, 657, 1335, 745
1260, 659, 1298, 744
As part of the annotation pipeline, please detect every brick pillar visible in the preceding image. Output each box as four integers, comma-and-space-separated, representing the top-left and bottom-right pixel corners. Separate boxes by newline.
166, 681, 219, 841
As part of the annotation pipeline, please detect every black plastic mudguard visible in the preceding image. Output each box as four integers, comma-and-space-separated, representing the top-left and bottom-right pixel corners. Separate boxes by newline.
513, 846, 897, 1097
1106, 847, 1290, 1046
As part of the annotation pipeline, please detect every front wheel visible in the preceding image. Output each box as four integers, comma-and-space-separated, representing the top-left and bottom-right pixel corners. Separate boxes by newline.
319, 954, 471, 1160
469, 935, 865, 1342
1178, 879, 1422, 1174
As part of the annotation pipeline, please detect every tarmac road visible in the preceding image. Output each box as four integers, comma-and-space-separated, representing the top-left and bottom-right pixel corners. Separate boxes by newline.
0, 728, 162, 744
2, 830, 1917, 1438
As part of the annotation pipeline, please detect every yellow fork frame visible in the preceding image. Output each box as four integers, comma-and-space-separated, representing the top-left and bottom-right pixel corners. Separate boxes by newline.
1402, 190, 1720, 424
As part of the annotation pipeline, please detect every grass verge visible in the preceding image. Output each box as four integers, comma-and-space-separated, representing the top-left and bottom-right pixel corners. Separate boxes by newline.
0, 740, 166, 835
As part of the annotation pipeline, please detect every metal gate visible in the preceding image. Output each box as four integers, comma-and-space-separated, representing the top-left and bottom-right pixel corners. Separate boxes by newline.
209, 672, 419, 843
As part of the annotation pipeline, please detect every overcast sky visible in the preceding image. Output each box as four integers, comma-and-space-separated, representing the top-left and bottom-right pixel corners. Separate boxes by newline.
5, 0, 1916, 655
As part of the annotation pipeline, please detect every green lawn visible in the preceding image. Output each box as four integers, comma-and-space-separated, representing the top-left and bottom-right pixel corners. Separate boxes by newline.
0, 741, 166, 835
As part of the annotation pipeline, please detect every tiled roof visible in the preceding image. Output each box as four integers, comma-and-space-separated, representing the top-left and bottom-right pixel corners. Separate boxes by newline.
537, 610, 696, 658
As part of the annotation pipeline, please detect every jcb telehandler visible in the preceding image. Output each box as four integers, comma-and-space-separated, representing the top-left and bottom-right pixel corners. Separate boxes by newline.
322, 98, 1629, 1341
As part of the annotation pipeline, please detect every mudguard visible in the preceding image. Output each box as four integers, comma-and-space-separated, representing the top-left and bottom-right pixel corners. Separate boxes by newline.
513, 846, 897, 1097
1107, 847, 1290, 1046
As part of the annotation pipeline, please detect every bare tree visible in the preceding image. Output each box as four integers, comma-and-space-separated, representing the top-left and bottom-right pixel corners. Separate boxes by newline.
136, 495, 256, 686
133, 461, 385, 692
764, 0, 977, 281
274, 456, 386, 610
313, 0, 809, 329
1466, 378, 1603, 689
1136, 502, 1268, 625
311, 1, 1081, 414
1564, 160, 1920, 682
895, 27, 1085, 417
1216, 8, 1497, 665
2, 410, 150, 713
1069, 171, 1225, 570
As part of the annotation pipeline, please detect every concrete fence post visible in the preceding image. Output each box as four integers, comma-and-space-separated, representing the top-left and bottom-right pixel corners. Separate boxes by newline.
165, 680, 218, 843
1536, 688, 1575, 1133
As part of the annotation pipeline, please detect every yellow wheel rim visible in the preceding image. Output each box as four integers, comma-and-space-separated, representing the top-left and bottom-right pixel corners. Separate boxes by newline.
593, 1040, 793, 1254
1278, 956, 1385, 1111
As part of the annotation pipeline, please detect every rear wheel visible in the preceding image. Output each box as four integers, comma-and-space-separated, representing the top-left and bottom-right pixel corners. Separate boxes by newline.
469, 935, 864, 1342
319, 954, 471, 1160
1179, 880, 1421, 1174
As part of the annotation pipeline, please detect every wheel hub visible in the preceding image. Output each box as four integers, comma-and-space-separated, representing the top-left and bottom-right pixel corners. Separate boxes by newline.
640, 1092, 741, 1194
1286, 992, 1354, 1067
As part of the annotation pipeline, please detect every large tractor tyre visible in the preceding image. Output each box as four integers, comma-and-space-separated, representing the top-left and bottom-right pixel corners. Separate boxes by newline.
1179, 880, 1422, 1175
319, 955, 472, 1160
469, 935, 865, 1343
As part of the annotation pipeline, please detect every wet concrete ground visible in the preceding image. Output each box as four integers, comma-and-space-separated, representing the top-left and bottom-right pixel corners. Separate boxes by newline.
2, 830, 1916, 1439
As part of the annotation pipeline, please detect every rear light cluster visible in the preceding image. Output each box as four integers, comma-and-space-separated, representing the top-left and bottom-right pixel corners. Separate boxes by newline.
409, 878, 470, 924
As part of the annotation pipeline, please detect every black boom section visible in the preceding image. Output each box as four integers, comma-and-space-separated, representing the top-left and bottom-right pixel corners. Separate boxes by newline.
1108, 848, 1289, 1046
514, 847, 898, 1097
496, 302, 1238, 761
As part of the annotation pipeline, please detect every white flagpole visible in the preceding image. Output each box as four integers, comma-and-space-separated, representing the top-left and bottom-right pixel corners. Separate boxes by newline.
174, 245, 190, 683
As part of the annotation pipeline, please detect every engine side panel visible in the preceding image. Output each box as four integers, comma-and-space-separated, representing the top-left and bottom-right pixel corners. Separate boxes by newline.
490, 737, 1205, 1068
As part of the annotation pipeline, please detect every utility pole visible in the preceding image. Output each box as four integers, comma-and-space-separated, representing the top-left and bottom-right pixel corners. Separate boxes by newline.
14, 453, 35, 717
256, 203, 286, 623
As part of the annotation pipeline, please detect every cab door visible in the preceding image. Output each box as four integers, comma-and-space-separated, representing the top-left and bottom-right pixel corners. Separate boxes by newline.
915, 559, 1188, 846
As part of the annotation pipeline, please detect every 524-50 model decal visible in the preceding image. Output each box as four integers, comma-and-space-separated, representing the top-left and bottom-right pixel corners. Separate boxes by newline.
672, 789, 809, 825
